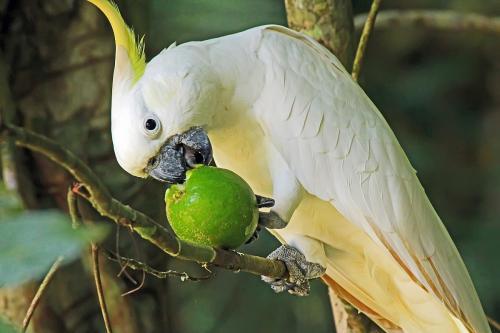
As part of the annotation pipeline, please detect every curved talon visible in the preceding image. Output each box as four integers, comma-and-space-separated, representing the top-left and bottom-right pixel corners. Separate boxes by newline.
261, 245, 326, 296
258, 211, 287, 229
245, 225, 261, 244
255, 195, 275, 208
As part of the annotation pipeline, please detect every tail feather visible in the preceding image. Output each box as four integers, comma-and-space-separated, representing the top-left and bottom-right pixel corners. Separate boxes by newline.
279, 195, 473, 333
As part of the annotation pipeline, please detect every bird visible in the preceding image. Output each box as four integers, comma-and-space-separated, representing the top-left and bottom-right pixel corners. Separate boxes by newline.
86, 1, 490, 332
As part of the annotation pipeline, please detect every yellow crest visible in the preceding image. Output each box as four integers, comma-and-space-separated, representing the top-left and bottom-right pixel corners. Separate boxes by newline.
87, 0, 146, 82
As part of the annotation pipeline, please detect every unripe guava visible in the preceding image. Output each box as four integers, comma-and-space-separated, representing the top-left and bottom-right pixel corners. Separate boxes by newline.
165, 166, 258, 249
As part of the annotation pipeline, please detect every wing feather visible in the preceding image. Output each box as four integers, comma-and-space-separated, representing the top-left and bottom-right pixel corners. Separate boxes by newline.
256, 25, 489, 333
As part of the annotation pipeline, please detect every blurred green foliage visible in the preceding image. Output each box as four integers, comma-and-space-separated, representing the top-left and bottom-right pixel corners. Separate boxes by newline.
0, 185, 108, 287
1, 0, 498, 332
147, 0, 287, 54
0, 318, 18, 333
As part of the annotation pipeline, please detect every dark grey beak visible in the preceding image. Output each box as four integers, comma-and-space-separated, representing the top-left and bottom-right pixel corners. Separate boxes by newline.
146, 127, 213, 183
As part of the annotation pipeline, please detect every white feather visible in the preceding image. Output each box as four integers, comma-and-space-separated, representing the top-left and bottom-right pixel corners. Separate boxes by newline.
252, 26, 489, 333
112, 22, 490, 333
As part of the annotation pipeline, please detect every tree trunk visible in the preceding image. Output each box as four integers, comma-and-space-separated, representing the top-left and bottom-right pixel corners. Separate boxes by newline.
284, 0, 355, 69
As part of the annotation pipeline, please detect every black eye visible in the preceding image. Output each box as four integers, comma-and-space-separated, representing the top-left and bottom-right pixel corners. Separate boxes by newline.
145, 118, 157, 131
142, 114, 161, 137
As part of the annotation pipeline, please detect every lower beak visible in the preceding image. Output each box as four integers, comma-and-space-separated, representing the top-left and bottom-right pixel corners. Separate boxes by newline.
146, 127, 213, 183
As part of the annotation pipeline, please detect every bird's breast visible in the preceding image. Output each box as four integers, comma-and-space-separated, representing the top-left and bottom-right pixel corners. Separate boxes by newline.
208, 110, 273, 198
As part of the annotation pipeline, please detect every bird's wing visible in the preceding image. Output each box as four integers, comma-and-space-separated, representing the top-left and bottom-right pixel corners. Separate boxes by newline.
254, 25, 489, 333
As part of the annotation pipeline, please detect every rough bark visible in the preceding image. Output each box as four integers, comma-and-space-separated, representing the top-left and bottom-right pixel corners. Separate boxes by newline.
284, 0, 355, 69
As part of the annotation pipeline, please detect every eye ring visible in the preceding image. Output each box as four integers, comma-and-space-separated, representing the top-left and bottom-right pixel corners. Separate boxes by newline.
142, 114, 162, 138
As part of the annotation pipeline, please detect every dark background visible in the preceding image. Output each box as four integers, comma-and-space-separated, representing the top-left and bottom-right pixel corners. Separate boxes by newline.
0, 0, 498, 332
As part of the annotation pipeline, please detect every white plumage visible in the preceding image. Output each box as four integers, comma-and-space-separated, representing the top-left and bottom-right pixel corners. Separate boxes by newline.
190, 26, 489, 333
87, 2, 490, 329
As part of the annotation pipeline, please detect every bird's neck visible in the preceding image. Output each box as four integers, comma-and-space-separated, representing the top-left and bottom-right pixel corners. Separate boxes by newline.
196, 32, 273, 196
203, 31, 266, 123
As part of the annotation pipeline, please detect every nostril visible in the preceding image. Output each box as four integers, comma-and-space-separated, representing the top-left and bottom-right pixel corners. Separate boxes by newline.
184, 147, 204, 168
194, 152, 204, 164
149, 156, 158, 167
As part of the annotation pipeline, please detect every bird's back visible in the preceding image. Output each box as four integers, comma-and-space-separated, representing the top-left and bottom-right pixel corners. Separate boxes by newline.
251, 25, 490, 333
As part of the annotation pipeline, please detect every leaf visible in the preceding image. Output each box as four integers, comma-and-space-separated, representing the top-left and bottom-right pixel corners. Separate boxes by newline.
0, 318, 19, 333
0, 210, 108, 287
0, 183, 23, 219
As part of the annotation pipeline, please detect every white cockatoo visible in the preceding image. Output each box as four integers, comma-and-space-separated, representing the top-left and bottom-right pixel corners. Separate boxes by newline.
87, 1, 491, 332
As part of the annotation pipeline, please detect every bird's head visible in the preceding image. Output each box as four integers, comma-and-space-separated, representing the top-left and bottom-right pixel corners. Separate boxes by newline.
88, 0, 218, 183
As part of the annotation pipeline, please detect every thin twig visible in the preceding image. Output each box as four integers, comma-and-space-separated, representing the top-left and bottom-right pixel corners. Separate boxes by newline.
352, 0, 382, 82
22, 256, 64, 332
121, 273, 145, 297
66, 186, 81, 229
0, 124, 287, 280
92, 244, 113, 333
119, 228, 146, 297
106, 250, 213, 282
115, 226, 138, 285
68, 186, 116, 329
354, 10, 500, 35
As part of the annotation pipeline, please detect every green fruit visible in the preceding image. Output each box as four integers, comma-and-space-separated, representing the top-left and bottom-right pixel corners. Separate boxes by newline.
165, 166, 258, 249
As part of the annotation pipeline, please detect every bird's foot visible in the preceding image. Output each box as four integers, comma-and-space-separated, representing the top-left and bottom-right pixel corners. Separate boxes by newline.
246, 211, 286, 244
255, 195, 275, 208
245, 195, 286, 244
255, 195, 286, 229
261, 245, 326, 296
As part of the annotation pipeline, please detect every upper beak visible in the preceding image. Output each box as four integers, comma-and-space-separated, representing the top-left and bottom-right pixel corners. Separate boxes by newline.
146, 127, 213, 183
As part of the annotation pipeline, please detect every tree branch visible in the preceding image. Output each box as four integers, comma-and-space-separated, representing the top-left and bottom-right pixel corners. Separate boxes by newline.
354, 10, 500, 35
0, 124, 287, 280
352, 0, 382, 82
71, 188, 114, 333
106, 251, 213, 282
67, 187, 81, 229
0, 51, 37, 208
92, 244, 113, 333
